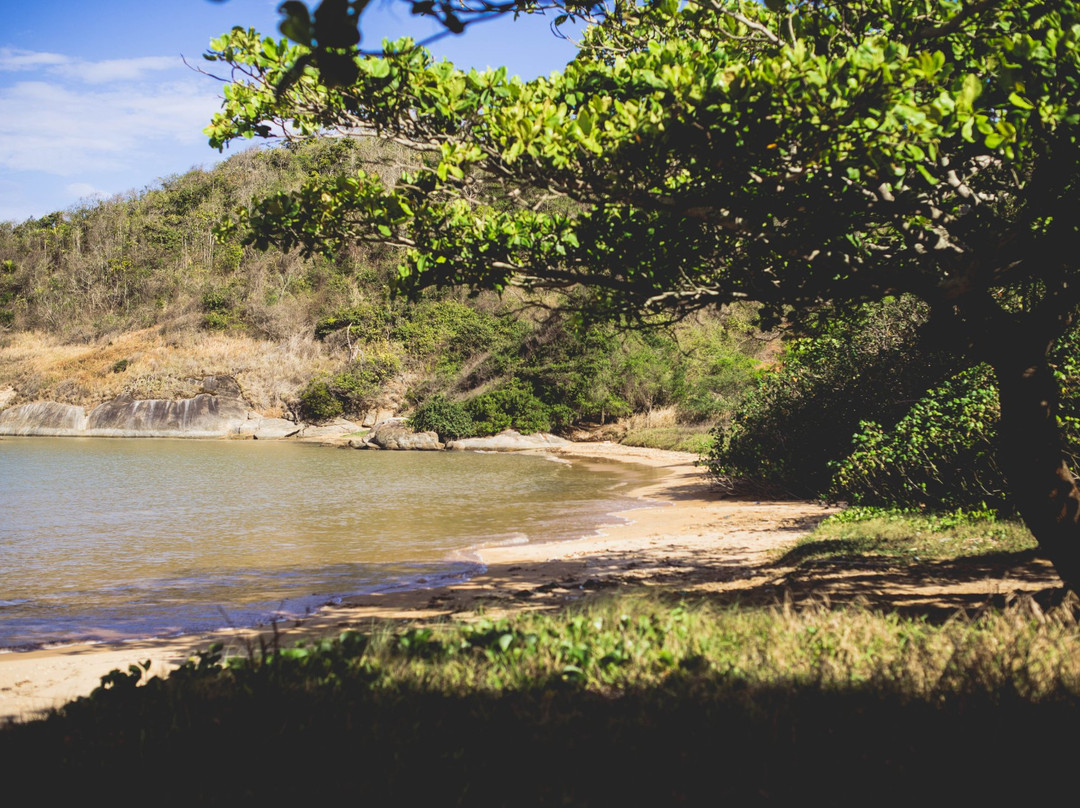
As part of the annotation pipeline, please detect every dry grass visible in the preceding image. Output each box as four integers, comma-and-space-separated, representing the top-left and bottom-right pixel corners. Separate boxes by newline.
0, 327, 339, 416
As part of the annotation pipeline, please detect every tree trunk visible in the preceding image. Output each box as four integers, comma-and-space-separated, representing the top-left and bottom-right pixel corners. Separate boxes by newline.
992, 343, 1080, 591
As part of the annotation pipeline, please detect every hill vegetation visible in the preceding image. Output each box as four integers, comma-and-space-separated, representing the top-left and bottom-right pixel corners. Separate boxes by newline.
0, 138, 770, 435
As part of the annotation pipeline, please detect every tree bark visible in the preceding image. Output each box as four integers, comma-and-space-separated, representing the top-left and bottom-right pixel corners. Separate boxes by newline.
992, 342, 1080, 591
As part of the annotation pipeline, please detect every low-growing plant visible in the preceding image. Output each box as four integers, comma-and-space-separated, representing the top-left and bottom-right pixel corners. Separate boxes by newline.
408, 394, 475, 441
777, 507, 1037, 567
297, 378, 344, 421
466, 379, 552, 435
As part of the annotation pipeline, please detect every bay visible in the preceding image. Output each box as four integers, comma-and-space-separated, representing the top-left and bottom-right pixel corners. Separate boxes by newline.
0, 437, 652, 648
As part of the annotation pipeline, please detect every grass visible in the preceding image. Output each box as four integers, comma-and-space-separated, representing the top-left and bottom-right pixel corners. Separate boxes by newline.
4, 592, 1080, 803
3, 505, 1073, 803
621, 425, 714, 454
0, 328, 339, 417
777, 507, 1039, 567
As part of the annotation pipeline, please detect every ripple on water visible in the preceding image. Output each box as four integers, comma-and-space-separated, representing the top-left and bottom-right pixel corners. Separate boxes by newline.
0, 438, 660, 648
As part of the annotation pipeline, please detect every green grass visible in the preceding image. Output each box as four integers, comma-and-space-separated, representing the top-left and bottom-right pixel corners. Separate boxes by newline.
4, 593, 1080, 803
622, 425, 714, 454
777, 507, 1039, 567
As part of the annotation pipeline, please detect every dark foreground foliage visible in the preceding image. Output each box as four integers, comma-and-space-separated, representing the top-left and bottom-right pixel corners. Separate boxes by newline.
4, 596, 1080, 805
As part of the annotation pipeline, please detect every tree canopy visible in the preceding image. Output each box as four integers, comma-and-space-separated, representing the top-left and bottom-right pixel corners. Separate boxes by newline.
204, 0, 1080, 587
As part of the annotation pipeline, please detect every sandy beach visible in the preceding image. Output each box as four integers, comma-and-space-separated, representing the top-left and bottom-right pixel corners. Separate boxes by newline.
0, 441, 1059, 724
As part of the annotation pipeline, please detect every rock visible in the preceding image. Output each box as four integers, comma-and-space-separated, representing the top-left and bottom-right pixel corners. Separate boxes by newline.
195, 375, 244, 398
366, 419, 443, 451
300, 419, 360, 439
86, 394, 248, 437
0, 402, 88, 436
249, 418, 301, 440
361, 408, 397, 427
446, 429, 572, 452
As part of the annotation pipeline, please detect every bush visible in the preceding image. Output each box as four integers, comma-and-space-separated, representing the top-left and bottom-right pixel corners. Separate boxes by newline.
297, 379, 344, 422
829, 366, 1006, 511
706, 297, 959, 496
466, 380, 553, 436
408, 395, 475, 441
314, 300, 394, 342
330, 349, 401, 411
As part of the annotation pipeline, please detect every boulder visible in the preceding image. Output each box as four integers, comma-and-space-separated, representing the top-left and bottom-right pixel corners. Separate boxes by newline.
85, 393, 248, 437
365, 419, 443, 451
195, 375, 244, 398
0, 401, 88, 436
300, 419, 360, 439
248, 418, 301, 440
446, 429, 572, 452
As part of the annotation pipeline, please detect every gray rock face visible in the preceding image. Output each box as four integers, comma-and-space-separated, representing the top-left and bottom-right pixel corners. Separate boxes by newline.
0, 385, 249, 438
239, 417, 301, 440
0, 402, 88, 436
195, 375, 243, 398
446, 429, 571, 452
300, 419, 360, 439
85, 394, 248, 437
364, 419, 443, 451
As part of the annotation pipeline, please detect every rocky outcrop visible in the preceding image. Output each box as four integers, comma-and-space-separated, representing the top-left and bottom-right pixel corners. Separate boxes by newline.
357, 418, 443, 451
0, 402, 88, 436
0, 375, 251, 438
84, 394, 248, 437
238, 417, 302, 440
447, 429, 572, 452
300, 419, 361, 440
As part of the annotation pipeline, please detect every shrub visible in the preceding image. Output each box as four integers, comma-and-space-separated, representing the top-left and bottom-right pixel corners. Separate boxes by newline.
330, 349, 401, 411
466, 380, 553, 436
408, 395, 475, 441
314, 300, 394, 342
706, 297, 958, 496
829, 366, 1006, 511
297, 379, 344, 422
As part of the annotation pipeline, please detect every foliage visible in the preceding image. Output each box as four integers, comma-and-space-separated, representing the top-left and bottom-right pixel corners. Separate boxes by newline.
707, 297, 957, 496
466, 379, 555, 435
830, 365, 1005, 510
778, 507, 1037, 567
313, 298, 394, 341
331, 348, 402, 408
298, 347, 402, 420
407, 393, 475, 440
297, 377, 345, 420
5, 594, 1080, 801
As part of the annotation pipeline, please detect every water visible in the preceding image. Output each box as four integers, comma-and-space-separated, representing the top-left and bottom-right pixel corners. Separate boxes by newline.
0, 438, 654, 649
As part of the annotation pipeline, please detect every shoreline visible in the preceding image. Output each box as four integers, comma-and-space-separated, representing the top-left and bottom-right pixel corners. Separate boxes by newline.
0, 441, 835, 723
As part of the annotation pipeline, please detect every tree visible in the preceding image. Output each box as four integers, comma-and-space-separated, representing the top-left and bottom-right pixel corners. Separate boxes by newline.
204, 0, 1080, 587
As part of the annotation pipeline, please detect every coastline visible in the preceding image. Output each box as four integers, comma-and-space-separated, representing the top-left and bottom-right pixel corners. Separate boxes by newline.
0, 441, 835, 723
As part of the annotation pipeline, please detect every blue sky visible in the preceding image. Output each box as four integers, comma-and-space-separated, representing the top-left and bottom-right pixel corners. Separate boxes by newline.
0, 0, 580, 223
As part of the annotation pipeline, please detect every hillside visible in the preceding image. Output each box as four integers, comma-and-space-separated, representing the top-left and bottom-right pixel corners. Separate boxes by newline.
0, 139, 771, 445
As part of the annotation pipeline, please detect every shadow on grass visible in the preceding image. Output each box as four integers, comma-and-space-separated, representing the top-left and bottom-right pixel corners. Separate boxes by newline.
3, 668, 1078, 804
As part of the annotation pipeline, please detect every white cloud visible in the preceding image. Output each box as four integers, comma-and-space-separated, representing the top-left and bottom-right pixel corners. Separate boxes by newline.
0, 76, 223, 176
0, 47, 69, 71
54, 55, 181, 84
65, 182, 105, 199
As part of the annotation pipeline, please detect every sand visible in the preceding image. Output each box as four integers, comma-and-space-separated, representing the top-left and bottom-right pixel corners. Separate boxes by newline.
0, 441, 1059, 724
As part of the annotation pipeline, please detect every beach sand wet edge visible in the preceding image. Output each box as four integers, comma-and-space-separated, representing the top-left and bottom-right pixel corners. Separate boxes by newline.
0, 441, 833, 723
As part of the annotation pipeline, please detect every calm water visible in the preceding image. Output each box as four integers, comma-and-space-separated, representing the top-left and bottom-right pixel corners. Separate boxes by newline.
0, 438, 653, 649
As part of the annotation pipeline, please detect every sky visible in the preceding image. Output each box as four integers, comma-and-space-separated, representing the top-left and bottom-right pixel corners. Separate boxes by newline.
0, 0, 581, 223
